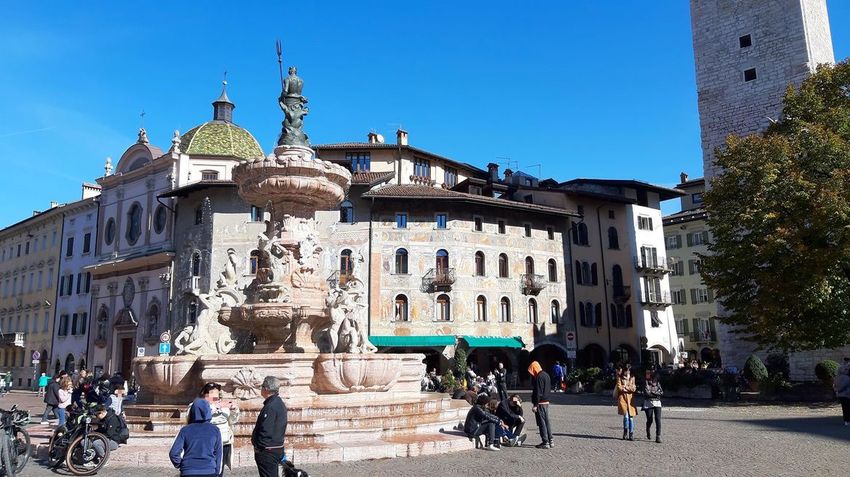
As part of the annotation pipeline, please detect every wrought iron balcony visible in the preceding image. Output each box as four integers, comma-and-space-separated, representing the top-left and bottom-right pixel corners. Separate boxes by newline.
521, 274, 546, 295
640, 290, 673, 308
422, 268, 456, 292
634, 256, 673, 275
689, 331, 717, 343
612, 285, 631, 303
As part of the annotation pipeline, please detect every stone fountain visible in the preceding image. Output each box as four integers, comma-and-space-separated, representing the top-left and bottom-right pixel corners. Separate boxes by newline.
127, 60, 470, 466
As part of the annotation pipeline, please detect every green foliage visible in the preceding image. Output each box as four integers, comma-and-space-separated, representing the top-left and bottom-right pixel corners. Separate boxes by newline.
766, 353, 790, 379
565, 367, 602, 387
440, 372, 459, 392
453, 348, 468, 380
815, 359, 839, 385
701, 60, 850, 351
659, 368, 718, 391
761, 373, 793, 395
744, 355, 769, 383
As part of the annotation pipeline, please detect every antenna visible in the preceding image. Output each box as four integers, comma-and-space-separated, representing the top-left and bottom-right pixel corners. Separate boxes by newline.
525, 163, 542, 177
275, 40, 285, 91
496, 156, 517, 170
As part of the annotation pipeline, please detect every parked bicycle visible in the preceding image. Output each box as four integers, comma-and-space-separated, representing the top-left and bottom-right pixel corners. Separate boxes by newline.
47, 405, 110, 475
0, 405, 31, 476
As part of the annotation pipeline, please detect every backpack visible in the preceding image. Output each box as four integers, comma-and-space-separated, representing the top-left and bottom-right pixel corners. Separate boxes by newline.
117, 415, 130, 444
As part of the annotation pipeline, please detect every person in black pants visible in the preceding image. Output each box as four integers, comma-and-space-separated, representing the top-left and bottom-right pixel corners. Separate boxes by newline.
528, 361, 553, 449
642, 369, 663, 443
41, 372, 64, 423
252, 376, 288, 477
494, 362, 508, 401
496, 394, 526, 439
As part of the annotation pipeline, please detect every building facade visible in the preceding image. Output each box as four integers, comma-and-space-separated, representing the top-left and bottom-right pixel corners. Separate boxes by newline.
0, 204, 64, 387
51, 195, 100, 376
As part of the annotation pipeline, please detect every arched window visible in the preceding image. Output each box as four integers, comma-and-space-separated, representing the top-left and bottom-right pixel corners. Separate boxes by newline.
585, 302, 594, 326
579, 301, 586, 326
436, 294, 451, 321
104, 218, 116, 245
500, 297, 511, 322
578, 223, 589, 245
394, 294, 408, 321
498, 254, 509, 278
595, 303, 602, 327
591, 263, 598, 285
612, 265, 624, 288
126, 203, 143, 244
340, 249, 353, 276
550, 300, 560, 324
475, 252, 486, 277
571, 223, 579, 245
610, 304, 619, 328
527, 298, 538, 324
608, 226, 619, 249
191, 251, 201, 277
547, 259, 557, 282
64, 354, 75, 374
187, 298, 198, 324
575, 261, 583, 285
194, 205, 204, 225
147, 303, 160, 338
476, 295, 487, 322
435, 249, 449, 270
581, 262, 591, 285
395, 248, 408, 274
525, 257, 535, 275
340, 200, 354, 224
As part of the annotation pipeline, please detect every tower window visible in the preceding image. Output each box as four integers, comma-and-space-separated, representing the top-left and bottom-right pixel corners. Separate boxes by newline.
739, 34, 752, 48
744, 68, 757, 82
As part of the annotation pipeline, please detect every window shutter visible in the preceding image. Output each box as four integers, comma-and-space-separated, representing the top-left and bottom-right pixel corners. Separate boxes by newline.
682, 319, 689, 334
591, 263, 598, 285
625, 306, 633, 327
681, 291, 687, 305
692, 318, 699, 335
579, 303, 585, 326
686, 233, 693, 247
690, 289, 697, 304
709, 318, 717, 336
701, 231, 709, 244
610, 304, 617, 327
676, 235, 682, 248
595, 303, 602, 327
708, 289, 715, 303
574, 261, 582, 285
688, 260, 694, 275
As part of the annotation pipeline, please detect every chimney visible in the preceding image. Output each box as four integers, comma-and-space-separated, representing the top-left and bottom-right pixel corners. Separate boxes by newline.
504, 168, 513, 183
81, 182, 102, 200
49, 201, 59, 209
487, 163, 499, 183
367, 132, 379, 144
680, 172, 689, 183
396, 128, 408, 146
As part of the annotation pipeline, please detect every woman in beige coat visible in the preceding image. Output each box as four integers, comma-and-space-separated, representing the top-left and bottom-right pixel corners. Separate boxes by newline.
614, 364, 637, 441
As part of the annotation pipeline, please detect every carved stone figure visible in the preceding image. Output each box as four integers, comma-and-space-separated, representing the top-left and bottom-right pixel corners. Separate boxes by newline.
216, 248, 239, 289
174, 292, 236, 355
230, 366, 264, 400
297, 233, 321, 270
277, 66, 310, 147
324, 283, 376, 354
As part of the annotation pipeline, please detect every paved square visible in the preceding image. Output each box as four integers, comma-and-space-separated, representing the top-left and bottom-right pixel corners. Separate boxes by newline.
5, 391, 848, 477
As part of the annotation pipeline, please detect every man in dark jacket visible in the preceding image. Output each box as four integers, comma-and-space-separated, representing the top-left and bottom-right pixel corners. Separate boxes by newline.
463, 394, 502, 451
169, 398, 222, 477
528, 361, 553, 449
92, 405, 122, 459
252, 376, 287, 477
496, 394, 525, 438
41, 373, 62, 423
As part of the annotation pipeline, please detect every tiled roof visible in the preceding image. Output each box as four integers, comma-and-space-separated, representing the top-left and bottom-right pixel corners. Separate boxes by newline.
663, 206, 707, 225
180, 121, 264, 161
563, 178, 685, 200
363, 184, 576, 217
351, 171, 394, 185
314, 143, 487, 176
158, 180, 236, 198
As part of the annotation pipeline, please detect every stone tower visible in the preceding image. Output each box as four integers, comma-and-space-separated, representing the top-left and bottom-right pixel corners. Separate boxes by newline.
690, 0, 836, 372
691, 0, 834, 180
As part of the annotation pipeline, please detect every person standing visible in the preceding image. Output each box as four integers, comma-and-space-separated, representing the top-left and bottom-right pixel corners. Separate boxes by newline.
494, 362, 508, 401
642, 369, 663, 443
615, 364, 637, 441
834, 364, 850, 426
170, 399, 223, 477
72, 369, 89, 408
37, 373, 49, 397
192, 382, 240, 475
57, 376, 73, 428
41, 374, 61, 424
252, 377, 287, 477
528, 361, 553, 449
551, 362, 565, 393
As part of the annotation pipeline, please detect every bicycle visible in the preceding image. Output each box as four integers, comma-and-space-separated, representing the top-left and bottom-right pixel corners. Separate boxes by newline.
0, 405, 31, 476
47, 406, 110, 476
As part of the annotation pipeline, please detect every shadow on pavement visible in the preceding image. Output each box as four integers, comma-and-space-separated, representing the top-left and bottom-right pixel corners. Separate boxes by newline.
553, 432, 621, 441
736, 415, 850, 443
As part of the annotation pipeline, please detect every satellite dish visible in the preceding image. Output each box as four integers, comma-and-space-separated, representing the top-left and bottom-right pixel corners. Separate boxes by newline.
375, 134, 385, 144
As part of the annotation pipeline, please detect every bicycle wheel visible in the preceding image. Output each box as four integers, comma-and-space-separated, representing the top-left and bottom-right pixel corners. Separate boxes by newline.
65, 432, 109, 476
47, 426, 67, 468
11, 428, 28, 473
0, 432, 14, 477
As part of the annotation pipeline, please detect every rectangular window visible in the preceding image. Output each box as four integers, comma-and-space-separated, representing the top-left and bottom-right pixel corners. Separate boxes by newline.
474, 217, 483, 232
395, 213, 408, 229
47, 268, 53, 287
71, 313, 79, 336
744, 68, 757, 82
346, 152, 371, 172
638, 216, 653, 231
33, 238, 37, 251
83, 233, 91, 253
524, 224, 532, 238
58, 276, 64, 297
671, 289, 686, 305
739, 34, 752, 48
688, 259, 702, 275
692, 192, 704, 205
669, 259, 684, 276
201, 170, 219, 181
16, 244, 20, 257
497, 220, 506, 234
65, 237, 74, 257
28, 273, 33, 293
414, 158, 431, 178
435, 213, 447, 229
444, 167, 458, 188
76, 272, 82, 294
687, 231, 710, 247
250, 206, 264, 222
547, 227, 554, 240
85, 272, 91, 293
25, 242, 30, 255
665, 235, 682, 249
66, 274, 73, 296
608, 210, 615, 219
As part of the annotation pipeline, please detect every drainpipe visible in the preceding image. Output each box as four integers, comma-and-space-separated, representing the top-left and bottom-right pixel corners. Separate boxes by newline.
596, 205, 613, 359
367, 200, 374, 339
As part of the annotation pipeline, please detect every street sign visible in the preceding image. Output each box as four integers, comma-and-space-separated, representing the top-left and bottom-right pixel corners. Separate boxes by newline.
159, 342, 171, 355
565, 331, 577, 350
136, 347, 146, 358
160, 331, 171, 343
31, 351, 40, 361
566, 350, 577, 359
31, 359, 39, 366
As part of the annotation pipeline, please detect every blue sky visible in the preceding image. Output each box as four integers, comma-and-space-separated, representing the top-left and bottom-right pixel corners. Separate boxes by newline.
0, 1, 848, 227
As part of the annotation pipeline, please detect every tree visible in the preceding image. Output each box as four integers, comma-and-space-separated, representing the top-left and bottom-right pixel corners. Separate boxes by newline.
702, 60, 850, 351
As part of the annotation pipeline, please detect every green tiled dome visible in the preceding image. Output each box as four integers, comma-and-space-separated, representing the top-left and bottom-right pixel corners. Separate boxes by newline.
180, 121, 264, 161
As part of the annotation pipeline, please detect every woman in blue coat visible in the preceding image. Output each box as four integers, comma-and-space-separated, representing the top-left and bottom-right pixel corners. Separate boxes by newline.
169, 398, 223, 477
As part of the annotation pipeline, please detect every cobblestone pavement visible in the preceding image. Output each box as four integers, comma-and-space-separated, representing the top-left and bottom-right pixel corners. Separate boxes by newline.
6, 391, 849, 477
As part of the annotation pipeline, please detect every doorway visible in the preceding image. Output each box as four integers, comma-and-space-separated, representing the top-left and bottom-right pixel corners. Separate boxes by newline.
119, 337, 134, 378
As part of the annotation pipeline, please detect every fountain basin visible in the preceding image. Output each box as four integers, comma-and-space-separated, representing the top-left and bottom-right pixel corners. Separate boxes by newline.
311, 354, 403, 394
134, 355, 200, 397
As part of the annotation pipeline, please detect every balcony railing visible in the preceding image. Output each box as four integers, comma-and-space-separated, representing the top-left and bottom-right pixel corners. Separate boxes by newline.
612, 285, 631, 303
0, 332, 25, 348
690, 331, 717, 343
422, 268, 456, 292
520, 274, 546, 295
640, 290, 673, 307
634, 256, 673, 274
184, 276, 200, 292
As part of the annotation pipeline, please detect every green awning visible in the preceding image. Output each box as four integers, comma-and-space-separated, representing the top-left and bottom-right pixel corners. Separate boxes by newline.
369, 335, 456, 348
461, 336, 524, 349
